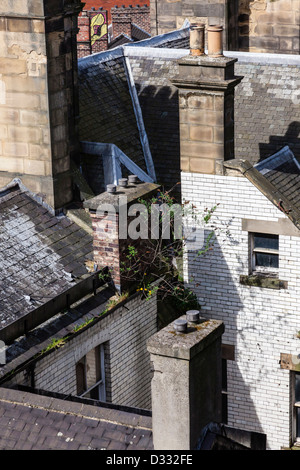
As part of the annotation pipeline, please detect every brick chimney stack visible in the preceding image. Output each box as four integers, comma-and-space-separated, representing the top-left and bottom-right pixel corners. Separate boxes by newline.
84, 180, 160, 293
172, 25, 243, 176
0, 0, 84, 211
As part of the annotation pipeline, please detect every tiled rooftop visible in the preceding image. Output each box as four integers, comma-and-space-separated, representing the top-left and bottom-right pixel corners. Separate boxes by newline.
0, 387, 153, 450
77, 27, 190, 194
254, 146, 300, 211
0, 180, 93, 331
78, 50, 146, 194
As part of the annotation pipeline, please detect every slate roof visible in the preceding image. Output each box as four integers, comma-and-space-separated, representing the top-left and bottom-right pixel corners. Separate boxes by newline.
77, 26, 190, 194
224, 146, 300, 231
131, 23, 151, 42
0, 387, 153, 450
0, 284, 114, 381
0, 179, 93, 332
78, 49, 146, 194
254, 146, 300, 211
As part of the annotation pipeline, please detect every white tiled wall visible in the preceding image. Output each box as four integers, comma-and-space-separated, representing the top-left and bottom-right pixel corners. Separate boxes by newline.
182, 171, 300, 450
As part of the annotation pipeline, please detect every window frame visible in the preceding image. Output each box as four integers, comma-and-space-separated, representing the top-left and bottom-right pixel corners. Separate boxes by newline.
249, 232, 279, 276
293, 372, 300, 445
76, 344, 106, 402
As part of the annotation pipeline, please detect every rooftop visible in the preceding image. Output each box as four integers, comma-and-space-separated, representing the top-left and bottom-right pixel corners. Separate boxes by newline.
0, 179, 93, 334
0, 387, 153, 450
224, 146, 300, 230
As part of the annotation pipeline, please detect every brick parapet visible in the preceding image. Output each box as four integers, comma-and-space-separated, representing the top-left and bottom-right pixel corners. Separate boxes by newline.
111, 5, 150, 34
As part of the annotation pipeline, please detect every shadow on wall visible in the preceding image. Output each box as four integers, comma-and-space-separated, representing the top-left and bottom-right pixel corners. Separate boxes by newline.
185, 231, 265, 438
259, 121, 300, 162
229, 0, 300, 54
134, 83, 181, 198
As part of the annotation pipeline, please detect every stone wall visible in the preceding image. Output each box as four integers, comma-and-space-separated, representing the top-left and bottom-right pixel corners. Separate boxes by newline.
5, 292, 158, 410
181, 171, 300, 449
150, 0, 300, 54
238, 0, 300, 54
150, 0, 226, 40
0, 0, 83, 211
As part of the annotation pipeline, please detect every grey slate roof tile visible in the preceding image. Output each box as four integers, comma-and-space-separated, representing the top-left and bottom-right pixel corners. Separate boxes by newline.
0, 181, 93, 331
0, 387, 153, 450
254, 146, 300, 213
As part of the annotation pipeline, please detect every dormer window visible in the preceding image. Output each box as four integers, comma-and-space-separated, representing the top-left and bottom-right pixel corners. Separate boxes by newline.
251, 233, 279, 275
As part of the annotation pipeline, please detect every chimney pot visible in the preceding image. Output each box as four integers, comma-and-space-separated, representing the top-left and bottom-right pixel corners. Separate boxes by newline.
207, 25, 223, 57
189, 23, 205, 56
186, 309, 200, 323
118, 178, 128, 187
107, 184, 116, 193
128, 174, 138, 184
174, 319, 188, 333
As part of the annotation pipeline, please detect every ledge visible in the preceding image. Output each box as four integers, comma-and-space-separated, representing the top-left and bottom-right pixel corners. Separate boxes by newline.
240, 275, 288, 290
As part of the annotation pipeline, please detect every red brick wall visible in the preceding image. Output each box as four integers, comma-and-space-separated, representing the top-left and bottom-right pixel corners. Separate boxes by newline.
77, 9, 108, 57
82, 1, 149, 22
111, 5, 150, 35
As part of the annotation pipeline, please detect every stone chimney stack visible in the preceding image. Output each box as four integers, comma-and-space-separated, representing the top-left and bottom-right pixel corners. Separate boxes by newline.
0, 0, 84, 211
172, 25, 243, 176
147, 312, 224, 450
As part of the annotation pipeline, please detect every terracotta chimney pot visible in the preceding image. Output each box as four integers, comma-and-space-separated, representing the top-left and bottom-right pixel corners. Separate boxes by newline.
207, 25, 223, 57
190, 23, 205, 56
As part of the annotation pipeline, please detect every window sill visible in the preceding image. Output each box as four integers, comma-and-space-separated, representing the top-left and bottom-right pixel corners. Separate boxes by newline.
240, 274, 288, 290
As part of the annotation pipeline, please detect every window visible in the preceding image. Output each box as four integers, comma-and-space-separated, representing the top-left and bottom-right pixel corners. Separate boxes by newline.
222, 359, 228, 424
294, 373, 300, 443
76, 344, 106, 401
250, 233, 279, 275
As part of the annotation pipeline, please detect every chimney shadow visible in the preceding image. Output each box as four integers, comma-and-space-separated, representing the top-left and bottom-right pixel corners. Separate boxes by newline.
228, 0, 249, 52
134, 83, 181, 198
185, 230, 265, 438
259, 121, 300, 163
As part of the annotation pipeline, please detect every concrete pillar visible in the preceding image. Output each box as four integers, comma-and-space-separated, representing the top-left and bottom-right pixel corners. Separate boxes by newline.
0, 0, 84, 211
147, 312, 224, 450
172, 36, 243, 175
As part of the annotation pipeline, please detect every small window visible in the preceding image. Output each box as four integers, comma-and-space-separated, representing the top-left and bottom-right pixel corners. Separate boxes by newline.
250, 233, 279, 274
76, 344, 106, 401
294, 373, 300, 443
222, 359, 228, 424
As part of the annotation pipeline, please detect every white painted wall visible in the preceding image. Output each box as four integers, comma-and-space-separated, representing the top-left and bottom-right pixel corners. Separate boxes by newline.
182, 171, 300, 450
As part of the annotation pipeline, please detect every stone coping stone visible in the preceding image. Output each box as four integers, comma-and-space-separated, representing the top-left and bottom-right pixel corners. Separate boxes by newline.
147, 315, 224, 361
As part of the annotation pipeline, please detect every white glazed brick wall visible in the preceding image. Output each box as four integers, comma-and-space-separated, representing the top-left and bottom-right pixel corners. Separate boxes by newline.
10, 293, 157, 410
182, 171, 300, 450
